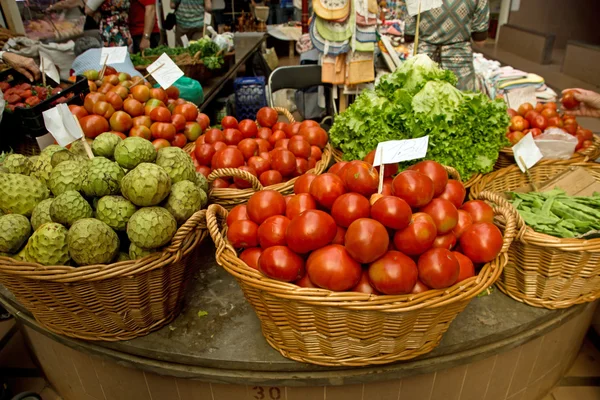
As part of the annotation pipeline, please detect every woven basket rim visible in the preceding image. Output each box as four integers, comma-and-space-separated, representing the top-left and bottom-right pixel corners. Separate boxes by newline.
206, 191, 516, 312
0, 210, 207, 283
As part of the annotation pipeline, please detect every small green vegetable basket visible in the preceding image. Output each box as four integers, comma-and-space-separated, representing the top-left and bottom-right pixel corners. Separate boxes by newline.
470, 161, 600, 309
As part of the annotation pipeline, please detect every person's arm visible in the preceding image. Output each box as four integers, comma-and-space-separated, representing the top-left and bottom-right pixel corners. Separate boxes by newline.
140, 3, 156, 50
1, 53, 41, 82
205, 0, 212, 12
471, 0, 490, 45
561, 89, 600, 119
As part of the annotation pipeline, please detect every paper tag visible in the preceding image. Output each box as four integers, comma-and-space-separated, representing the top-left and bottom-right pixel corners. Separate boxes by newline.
39, 52, 60, 84
513, 132, 543, 172
181, 35, 190, 48
35, 133, 55, 151
147, 53, 184, 89
373, 137, 429, 166
204, 12, 212, 25
406, 0, 442, 16
100, 46, 128, 64
506, 86, 537, 110
43, 104, 84, 147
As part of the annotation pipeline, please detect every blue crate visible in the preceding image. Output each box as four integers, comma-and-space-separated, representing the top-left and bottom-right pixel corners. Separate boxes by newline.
234, 76, 267, 121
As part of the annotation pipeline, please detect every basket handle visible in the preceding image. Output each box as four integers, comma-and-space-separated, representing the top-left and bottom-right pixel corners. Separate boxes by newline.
206, 204, 237, 261
443, 165, 461, 182
273, 107, 296, 124
164, 209, 207, 253
207, 168, 264, 191
476, 191, 518, 252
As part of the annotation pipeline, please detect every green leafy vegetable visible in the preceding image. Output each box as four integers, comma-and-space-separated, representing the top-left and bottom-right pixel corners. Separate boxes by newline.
130, 37, 224, 70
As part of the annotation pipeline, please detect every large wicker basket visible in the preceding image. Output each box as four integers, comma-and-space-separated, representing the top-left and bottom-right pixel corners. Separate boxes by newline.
187, 108, 332, 209
0, 210, 208, 341
206, 194, 515, 366
469, 162, 600, 309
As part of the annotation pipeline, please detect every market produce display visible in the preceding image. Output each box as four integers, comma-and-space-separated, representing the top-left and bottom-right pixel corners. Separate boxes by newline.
329, 55, 510, 180
192, 107, 328, 189
130, 38, 224, 70
1, 78, 74, 111
0, 138, 208, 265
224, 159, 505, 294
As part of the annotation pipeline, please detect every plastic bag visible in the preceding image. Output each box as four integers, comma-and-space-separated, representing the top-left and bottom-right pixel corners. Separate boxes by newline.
156, 77, 204, 105
536, 127, 578, 160
39, 41, 76, 81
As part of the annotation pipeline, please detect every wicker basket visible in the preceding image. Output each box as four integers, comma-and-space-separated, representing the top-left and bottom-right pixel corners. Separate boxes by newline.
0, 210, 208, 341
205, 194, 516, 366
469, 162, 600, 309
188, 107, 333, 209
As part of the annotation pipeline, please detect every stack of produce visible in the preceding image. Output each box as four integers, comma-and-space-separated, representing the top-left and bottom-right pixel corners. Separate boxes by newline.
1, 78, 76, 112
329, 54, 510, 181
130, 38, 224, 70
0, 137, 208, 265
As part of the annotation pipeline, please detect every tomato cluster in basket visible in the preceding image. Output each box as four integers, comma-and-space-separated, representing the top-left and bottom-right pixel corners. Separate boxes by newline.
506, 98, 594, 151
1, 81, 71, 111
225, 159, 504, 295
192, 107, 328, 188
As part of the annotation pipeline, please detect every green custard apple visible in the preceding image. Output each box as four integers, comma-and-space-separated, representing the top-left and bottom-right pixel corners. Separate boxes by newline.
67, 218, 120, 266
26, 222, 70, 266
92, 132, 123, 159
95, 195, 137, 231
114, 137, 157, 170
120, 163, 171, 206
127, 207, 177, 249
50, 191, 93, 226
81, 157, 124, 197
3, 154, 32, 175
165, 180, 203, 225
155, 147, 196, 184
48, 160, 84, 196
31, 198, 54, 231
0, 174, 49, 216
0, 214, 31, 253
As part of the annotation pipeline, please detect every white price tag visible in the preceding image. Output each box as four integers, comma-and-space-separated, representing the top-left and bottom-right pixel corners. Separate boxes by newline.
181, 34, 190, 48
373, 137, 429, 167
43, 104, 84, 147
406, 0, 442, 16
39, 52, 60, 84
35, 133, 55, 151
204, 12, 212, 25
513, 132, 543, 173
506, 86, 537, 111
147, 53, 184, 89
100, 46, 128, 64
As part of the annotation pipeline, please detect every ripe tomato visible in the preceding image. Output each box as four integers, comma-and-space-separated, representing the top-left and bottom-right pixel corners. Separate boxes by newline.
150, 88, 168, 103
418, 248, 460, 289
80, 115, 109, 138
345, 218, 389, 263
577, 128, 594, 141
453, 252, 475, 283
173, 103, 198, 122
248, 156, 270, 176
332, 226, 346, 245
294, 158, 310, 177
227, 220, 259, 248
452, 210, 473, 239
564, 123, 578, 135
331, 193, 371, 228
411, 279, 430, 294
133, 115, 152, 128
270, 149, 297, 177
259, 246, 305, 282
227, 204, 249, 226
131, 85, 151, 102
368, 250, 418, 294
510, 116, 529, 132
294, 173, 317, 194
110, 111, 133, 132
545, 102, 558, 110
518, 103, 533, 116
524, 110, 539, 123
224, 128, 243, 145
129, 125, 152, 140
343, 161, 379, 197
233, 165, 257, 189
238, 119, 258, 139
329, 162, 348, 176
460, 200, 494, 224
171, 133, 187, 148
310, 146, 322, 162
239, 247, 262, 270
105, 91, 123, 111
196, 113, 210, 131
221, 116, 239, 130
438, 179, 466, 209
541, 108, 557, 119
205, 128, 225, 144
351, 270, 380, 294
259, 170, 283, 186
306, 244, 362, 291
299, 126, 328, 149
370, 196, 412, 230
421, 198, 458, 235
392, 170, 435, 208
295, 272, 317, 288
149, 106, 172, 123
309, 173, 347, 209
393, 213, 437, 256
257, 127, 272, 140
152, 138, 171, 150
363, 149, 398, 178
410, 160, 448, 196
286, 193, 317, 220
432, 232, 457, 250
213, 141, 227, 152
275, 138, 289, 149
256, 138, 271, 153
69, 105, 88, 120
286, 210, 337, 254
531, 114, 548, 131
459, 222, 503, 263
257, 215, 290, 248
211, 147, 245, 170
507, 108, 518, 118
194, 143, 216, 166
150, 122, 176, 141
93, 101, 115, 119
257, 107, 278, 128
246, 190, 286, 225
171, 113, 187, 132
288, 138, 311, 159
561, 90, 580, 110
212, 177, 230, 188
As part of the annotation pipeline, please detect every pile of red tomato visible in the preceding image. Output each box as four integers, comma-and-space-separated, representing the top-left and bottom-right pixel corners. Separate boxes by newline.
225, 159, 504, 295
506, 100, 594, 151
191, 107, 328, 188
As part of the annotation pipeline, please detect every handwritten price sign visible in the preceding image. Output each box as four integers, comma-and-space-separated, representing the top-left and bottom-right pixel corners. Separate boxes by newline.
373, 137, 429, 167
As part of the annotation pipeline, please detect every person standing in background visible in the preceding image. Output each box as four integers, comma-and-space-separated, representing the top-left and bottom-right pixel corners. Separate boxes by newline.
404, 0, 490, 91
212, 0, 225, 27
130, 0, 160, 52
171, 0, 212, 45
277, 0, 294, 23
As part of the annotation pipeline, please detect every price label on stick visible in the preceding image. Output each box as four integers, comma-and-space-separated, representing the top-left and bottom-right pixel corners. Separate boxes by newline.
39, 52, 60, 84
181, 34, 190, 48
373, 137, 429, 167
35, 133, 55, 151
506, 86, 537, 110
513, 132, 543, 173
147, 53, 184, 89
406, 0, 442, 16
42, 104, 84, 147
100, 46, 128, 64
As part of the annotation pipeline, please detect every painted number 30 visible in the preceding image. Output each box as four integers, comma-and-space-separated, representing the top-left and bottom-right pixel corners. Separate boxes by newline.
253, 386, 282, 400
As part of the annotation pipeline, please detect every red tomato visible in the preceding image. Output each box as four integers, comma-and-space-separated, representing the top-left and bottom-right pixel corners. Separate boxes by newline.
238, 119, 258, 139
310, 146, 322, 162
238, 138, 258, 160
411, 279, 430, 294
342, 161, 379, 197
257, 127, 272, 140
212, 177, 230, 188
213, 141, 227, 152
392, 170, 435, 208
295, 272, 317, 288
306, 244, 362, 291
197, 165, 211, 177
227, 205, 249, 226
259, 246, 305, 282
410, 160, 448, 197
345, 218, 389, 264
256, 138, 271, 153
460, 200, 494, 224
248, 156, 270, 176
268, 130, 287, 147
150, 122, 176, 141
294, 173, 317, 194
299, 126, 328, 149
452, 210, 473, 239
561, 90, 580, 110
332, 225, 346, 245
171, 113, 187, 131
205, 128, 225, 144
247, 190, 286, 225
370, 196, 412, 230
69, 105, 88, 120
233, 166, 257, 189
80, 115, 109, 138
257, 215, 290, 248
393, 213, 437, 256
531, 114, 548, 131
420, 198, 458, 235
564, 123, 578, 135
227, 220, 259, 249
286, 210, 337, 254
529, 128, 542, 138
196, 113, 210, 131
221, 116, 239, 130
240, 247, 262, 270
417, 248, 460, 289
272, 122, 288, 133
259, 170, 283, 186
459, 222, 503, 263
309, 173, 347, 209
453, 252, 475, 283
288, 138, 311, 159
541, 108, 557, 119
524, 110, 539, 123
577, 128, 594, 141
256, 107, 278, 128
438, 180, 466, 209
171, 133, 187, 148
518, 103, 534, 116
149, 106, 172, 122
294, 158, 310, 177
223, 128, 243, 145
329, 162, 348, 176
510, 116, 528, 132
432, 232, 457, 250
286, 193, 317, 220
368, 250, 418, 295
270, 148, 297, 177
331, 193, 371, 228
275, 138, 289, 149
211, 147, 245, 170
363, 149, 398, 178
351, 270, 380, 294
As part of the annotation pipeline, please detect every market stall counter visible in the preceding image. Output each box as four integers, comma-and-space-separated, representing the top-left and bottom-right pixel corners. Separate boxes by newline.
0, 240, 595, 400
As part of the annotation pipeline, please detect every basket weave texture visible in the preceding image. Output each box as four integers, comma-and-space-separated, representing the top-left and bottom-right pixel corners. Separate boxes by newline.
469, 161, 600, 309
206, 192, 515, 366
0, 210, 208, 341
